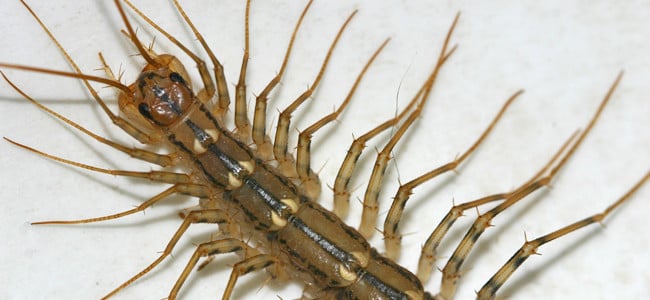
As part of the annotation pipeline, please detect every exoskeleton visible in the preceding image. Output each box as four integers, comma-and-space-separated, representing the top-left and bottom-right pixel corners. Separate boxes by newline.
1, 1, 648, 299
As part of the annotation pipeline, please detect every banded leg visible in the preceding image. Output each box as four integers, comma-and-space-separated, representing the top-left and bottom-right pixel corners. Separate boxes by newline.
103, 209, 233, 299
332, 75, 425, 218
233, 0, 252, 142
383, 90, 522, 260
296, 39, 390, 201
358, 13, 460, 238
477, 170, 649, 300
222, 254, 278, 300
273, 10, 358, 178
167, 240, 275, 300
437, 73, 623, 300
416, 129, 579, 282
253, 0, 314, 160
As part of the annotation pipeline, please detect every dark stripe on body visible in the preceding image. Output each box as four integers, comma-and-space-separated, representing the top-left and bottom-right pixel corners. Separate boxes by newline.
168, 134, 223, 188
288, 215, 354, 264
357, 270, 407, 300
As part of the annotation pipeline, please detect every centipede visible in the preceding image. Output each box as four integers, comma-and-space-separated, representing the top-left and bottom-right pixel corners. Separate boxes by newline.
1, 1, 649, 299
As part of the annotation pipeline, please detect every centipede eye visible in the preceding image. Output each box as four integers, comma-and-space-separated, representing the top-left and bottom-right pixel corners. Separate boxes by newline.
138, 103, 153, 120
169, 72, 185, 84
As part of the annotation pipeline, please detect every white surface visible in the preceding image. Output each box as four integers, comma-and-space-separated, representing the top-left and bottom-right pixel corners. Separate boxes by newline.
1, 1, 649, 299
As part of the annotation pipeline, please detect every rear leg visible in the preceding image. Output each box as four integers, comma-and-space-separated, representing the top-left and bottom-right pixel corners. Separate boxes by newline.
437, 73, 623, 300
416, 129, 579, 282
477, 170, 649, 300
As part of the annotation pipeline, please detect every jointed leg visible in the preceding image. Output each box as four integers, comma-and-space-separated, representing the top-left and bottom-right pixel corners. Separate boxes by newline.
6, 137, 212, 225
252, 0, 315, 160
416, 129, 578, 282
233, 0, 252, 142
295, 39, 390, 201
436, 73, 623, 300
273, 10, 358, 178
171, 0, 231, 116
167, 240, 276, 300
477, 170, 649, 300
383, 90, 522, 260
358, 13, 460, 239
331, 77, 424, 218
103, 209, 233, 299
31, 184, 208, 225
222, 254, 278, 300
4, 137, 197, 186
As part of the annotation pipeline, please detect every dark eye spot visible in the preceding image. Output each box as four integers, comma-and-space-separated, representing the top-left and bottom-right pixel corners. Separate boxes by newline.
169, 72, 185, 84
138, 103, 153, 120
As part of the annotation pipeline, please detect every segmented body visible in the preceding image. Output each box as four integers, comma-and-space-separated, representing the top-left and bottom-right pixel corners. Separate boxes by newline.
1, 1, 649, 299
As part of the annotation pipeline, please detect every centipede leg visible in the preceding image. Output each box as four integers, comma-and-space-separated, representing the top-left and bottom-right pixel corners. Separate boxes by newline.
477, 170, 649, 300
358, 14, 460, 239
31, 184, 211, 225
295, 40, 390, 201
383, 90, 521, 260
103, 209, 233, 299
252, 0, 314, 160
437, 73, 623, 300
167, 239, 267, 300
332, 83, 424, 218
4, 137, 203, 189
222, 254, 278, 300
273, 10, 357, 178
416, 129, 579, 282
232, 0, 252, 142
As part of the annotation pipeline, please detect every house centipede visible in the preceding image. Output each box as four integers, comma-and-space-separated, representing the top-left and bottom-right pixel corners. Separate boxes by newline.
1, 1, 649, 299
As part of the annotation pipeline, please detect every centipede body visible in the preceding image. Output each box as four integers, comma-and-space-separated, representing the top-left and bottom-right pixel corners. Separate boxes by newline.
1, 1, 649, 299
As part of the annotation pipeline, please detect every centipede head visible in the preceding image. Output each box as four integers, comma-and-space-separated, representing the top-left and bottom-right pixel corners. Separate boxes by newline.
120, 55, 195, 132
